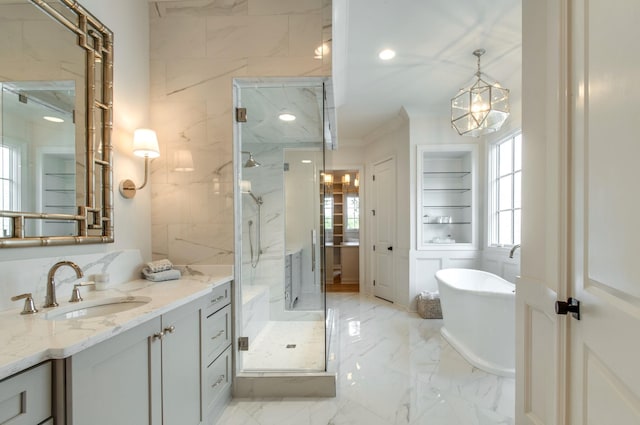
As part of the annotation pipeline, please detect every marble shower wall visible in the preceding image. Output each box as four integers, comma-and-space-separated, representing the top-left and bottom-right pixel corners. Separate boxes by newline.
149, 0, 332, 265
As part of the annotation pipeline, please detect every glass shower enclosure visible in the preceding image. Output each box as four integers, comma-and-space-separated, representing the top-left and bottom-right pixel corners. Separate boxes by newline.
233, 77, 333, 373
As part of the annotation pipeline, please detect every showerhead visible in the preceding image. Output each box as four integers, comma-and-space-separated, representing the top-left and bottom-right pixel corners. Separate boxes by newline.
243, 152, 261, 168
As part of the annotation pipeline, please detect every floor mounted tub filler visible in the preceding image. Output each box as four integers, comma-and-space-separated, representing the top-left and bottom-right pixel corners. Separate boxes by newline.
435, 268, 515, 377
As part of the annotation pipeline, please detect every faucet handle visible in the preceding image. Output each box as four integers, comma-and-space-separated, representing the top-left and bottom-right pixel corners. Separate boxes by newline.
11, 293, 38, 315
69, 281, 95, 303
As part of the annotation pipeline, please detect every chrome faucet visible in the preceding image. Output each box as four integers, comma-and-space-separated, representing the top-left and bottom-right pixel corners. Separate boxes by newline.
44, 261, 83, 308
509, 244, 521, 259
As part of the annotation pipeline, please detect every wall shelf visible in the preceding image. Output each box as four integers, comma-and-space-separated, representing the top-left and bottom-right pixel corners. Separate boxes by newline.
417, 145, 478, 249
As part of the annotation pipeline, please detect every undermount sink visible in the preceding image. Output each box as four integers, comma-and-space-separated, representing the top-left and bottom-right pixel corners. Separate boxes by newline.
43, 296, 151, 321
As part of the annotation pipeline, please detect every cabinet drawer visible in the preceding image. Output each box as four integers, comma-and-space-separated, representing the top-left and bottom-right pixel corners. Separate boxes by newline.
0, 362, 52, 425
204, 282, 231, 316
205, 304, 231, 365
204, 347, 231, 415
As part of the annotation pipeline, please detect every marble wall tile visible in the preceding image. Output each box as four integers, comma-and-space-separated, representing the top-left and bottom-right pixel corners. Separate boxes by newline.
163, 59, 246, 102
153, 0, 248, 17
150, 0, 331, 273
246, 56, 325, 76
248, 0, 322, 16
166, 223, 234, 264
0, 250, 143, 312
206, 16, 289, 59
289, 14, 323, 57
150, 16, 207, 60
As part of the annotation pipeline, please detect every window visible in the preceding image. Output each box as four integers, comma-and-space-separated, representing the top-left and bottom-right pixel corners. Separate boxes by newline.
323, 196, 333, 230
345, 194, 359, 230
489, 132, 521, 247
1, 144, 20, 237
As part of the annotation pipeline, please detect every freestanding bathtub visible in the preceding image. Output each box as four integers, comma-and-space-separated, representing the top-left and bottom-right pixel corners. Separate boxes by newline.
435, 268, 515, 377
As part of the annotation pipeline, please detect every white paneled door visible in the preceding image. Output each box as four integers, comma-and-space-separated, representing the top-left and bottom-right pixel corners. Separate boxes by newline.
568, 0, 640, 422
520, 0, 640, 423
372, 158, 395, 302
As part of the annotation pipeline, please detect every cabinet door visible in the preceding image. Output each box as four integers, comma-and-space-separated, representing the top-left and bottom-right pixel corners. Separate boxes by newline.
0, 362, 51, 425
68, 317, 162, 425
162, 298, 203, 425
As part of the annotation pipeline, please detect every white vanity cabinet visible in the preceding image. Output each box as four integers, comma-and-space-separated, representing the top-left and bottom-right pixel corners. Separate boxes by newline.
0, 361, 52, 424
66, 288, 227, 425
66, 317, 162, 424
202, 282, 232, 425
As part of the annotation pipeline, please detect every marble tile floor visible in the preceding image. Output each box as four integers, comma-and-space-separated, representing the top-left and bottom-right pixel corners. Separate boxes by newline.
218, 292, 515, 425
242, 320, 326, 371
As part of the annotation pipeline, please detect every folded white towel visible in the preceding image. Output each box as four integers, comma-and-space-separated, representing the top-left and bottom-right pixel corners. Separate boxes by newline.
142, 268, 181, 282
146, 259, 173, 273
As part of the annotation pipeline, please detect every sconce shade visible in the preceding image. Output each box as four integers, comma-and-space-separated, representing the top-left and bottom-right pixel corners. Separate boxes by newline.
174, 149, 194, 172
451, 49, 510, 137
133, 128, 160, 158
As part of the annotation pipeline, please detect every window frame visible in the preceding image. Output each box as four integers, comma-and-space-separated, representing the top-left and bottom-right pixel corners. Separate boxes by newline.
488, 131, 522, 248
0, 143, 21, 237
344, 193, 359, 231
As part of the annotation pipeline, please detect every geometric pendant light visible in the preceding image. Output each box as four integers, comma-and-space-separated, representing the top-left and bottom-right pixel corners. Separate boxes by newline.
451, 49, 510, 137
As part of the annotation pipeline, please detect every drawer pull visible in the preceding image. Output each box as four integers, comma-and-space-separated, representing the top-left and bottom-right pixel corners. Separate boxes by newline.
211, 375, 225, 388
211, 330, 225, 340
153, 332, 164, 340
164, 325, 176, 334
210, 295, 225, 305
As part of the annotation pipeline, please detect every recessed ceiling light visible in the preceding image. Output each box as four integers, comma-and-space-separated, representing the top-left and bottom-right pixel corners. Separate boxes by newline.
378, 49, 396, 61
301, 159, 312, 164
43, 116, 64, 123
279, 113, 296, 122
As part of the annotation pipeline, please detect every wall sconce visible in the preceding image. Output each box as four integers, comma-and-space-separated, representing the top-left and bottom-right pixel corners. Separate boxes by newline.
342, 174, 351, 185
174, 149, 194, 172
119, 128, 160, 199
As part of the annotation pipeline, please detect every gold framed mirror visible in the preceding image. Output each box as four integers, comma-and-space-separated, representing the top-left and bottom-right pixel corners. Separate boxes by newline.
0, 0, 113, 247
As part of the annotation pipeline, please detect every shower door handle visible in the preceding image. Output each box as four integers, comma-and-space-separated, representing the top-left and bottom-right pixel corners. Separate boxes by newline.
311, 229, 316, 272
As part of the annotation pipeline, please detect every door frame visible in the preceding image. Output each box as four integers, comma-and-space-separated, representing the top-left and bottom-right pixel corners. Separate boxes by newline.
367, 156, 397, 301
325, 164, 365, 292
518, 0, 570, 423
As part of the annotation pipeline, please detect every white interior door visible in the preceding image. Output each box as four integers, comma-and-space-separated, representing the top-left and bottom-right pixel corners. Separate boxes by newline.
372, 158, 395, 302
517, 0, 567, 423
568, 0, 640, 422
520, 0, 640, 423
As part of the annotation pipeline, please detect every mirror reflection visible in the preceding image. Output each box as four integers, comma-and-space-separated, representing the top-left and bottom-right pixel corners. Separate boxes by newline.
0, 0, 113, 247
1, 81, 76, 237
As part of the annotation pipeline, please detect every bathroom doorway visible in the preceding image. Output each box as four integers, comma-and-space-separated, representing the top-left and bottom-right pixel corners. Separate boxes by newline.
323, 169, 360, 293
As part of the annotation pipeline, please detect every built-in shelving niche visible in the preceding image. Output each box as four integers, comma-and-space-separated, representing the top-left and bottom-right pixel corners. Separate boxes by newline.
417, 144, 478, 250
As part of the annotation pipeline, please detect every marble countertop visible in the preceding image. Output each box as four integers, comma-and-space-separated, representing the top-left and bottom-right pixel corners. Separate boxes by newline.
0, 269, 233, 381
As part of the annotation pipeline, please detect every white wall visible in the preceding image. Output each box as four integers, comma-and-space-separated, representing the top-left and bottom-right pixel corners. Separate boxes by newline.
361, 110, 411, 305
0, 0, 152, 306
344, 94, 523, 311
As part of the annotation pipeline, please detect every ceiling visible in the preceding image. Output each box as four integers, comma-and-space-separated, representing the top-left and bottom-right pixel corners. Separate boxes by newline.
332, 0, 522, 144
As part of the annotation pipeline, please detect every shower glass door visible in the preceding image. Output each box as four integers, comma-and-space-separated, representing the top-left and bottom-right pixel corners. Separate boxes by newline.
234, 78, 331, 372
